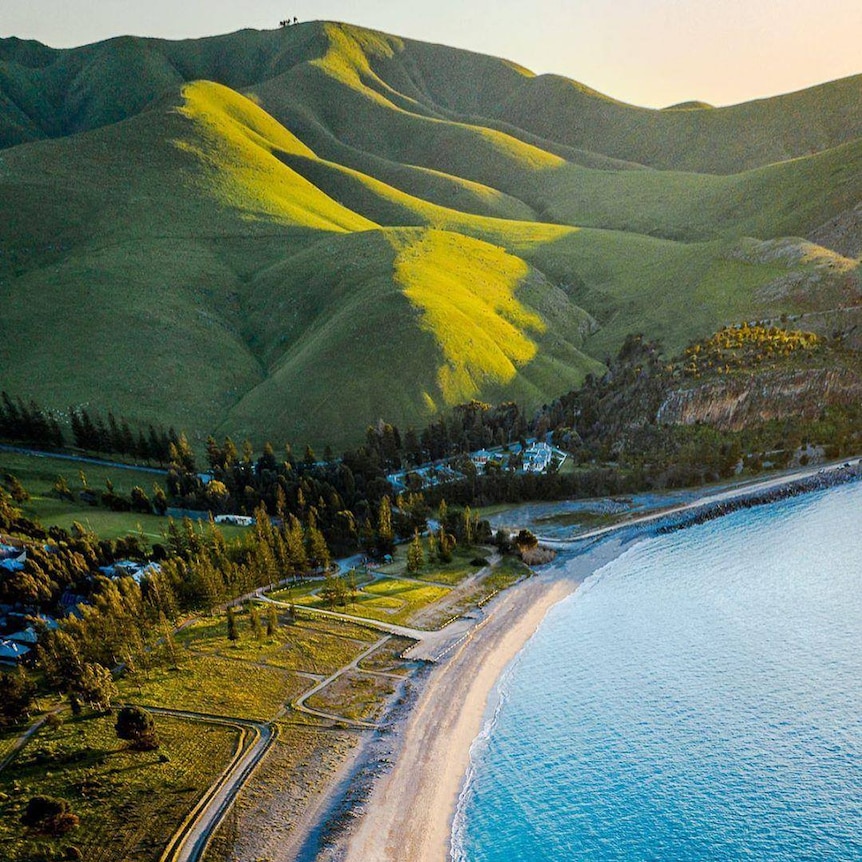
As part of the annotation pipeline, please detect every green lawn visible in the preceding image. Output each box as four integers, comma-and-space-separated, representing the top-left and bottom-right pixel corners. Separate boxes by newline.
0, 450, 248, 543
120, 653, 304, 721
294, 576, 450, 627
0, 711, 239, 862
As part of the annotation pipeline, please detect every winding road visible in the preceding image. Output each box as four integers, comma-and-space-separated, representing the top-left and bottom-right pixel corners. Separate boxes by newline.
150, 707, 275, 862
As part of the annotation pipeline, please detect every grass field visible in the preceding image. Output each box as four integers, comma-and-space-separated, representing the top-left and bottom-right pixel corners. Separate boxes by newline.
357, 636, 417, 675
0, 711, 239, 862
176, 607, 373, 676
0, 451, 248, 542
293, 576, 450, 627
305, 670, 398, 723
0, 23, 858, 449
120, 653, 305, 721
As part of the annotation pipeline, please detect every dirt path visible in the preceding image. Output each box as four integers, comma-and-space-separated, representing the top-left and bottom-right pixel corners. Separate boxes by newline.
147, 707, 274, 862
293, 636, 391, 728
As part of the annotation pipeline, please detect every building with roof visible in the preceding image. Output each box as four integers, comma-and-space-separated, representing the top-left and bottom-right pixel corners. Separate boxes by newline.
0, 638, 31, 663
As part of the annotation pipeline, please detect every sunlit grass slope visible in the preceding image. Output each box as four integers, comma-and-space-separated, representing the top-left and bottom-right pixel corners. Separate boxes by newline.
221, 226, 600, 446
176, 80, 375, 231
0, 22, 859, 449
392, 230, 543, 405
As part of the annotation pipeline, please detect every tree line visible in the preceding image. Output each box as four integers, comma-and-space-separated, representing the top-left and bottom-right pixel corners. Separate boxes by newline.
0, 392, 177, 464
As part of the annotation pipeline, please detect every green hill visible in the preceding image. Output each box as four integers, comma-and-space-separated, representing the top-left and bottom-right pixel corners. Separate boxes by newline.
0, 22, 859, 449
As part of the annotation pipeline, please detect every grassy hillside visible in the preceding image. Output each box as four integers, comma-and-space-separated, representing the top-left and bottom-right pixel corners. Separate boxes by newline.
0, 22, 859, 449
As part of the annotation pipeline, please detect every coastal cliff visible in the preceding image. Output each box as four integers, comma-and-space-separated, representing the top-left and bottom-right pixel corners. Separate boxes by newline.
657, 367, 862, 431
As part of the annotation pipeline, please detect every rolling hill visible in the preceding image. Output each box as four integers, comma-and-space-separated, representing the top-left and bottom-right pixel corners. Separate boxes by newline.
0, 22, 859, 449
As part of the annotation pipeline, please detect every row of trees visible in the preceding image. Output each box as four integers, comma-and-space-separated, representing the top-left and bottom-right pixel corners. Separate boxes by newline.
69, 408, 177, 464
0, 391, 180, 465
0, 392, 64, 450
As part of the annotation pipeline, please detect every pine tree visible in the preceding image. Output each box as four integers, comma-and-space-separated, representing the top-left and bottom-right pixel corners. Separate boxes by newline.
249, 605, 263, 640
377, 496, 394, 556
406, 530, 425, 573
463, 505, 475, 545
152, 483, 168, 515
266, 605, 278, 638
306, 511, 331, 572
285, 514, 308, 577
437, 526, 456, 563
226, 606, 239, 641
74, 663, 117, 713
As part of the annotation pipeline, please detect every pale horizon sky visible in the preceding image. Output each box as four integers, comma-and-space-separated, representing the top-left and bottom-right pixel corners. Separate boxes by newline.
3, 0, 861, 108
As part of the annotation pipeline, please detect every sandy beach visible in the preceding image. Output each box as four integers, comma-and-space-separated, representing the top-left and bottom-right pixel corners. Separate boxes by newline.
333, 458, 861, 862
337, 536, 631, 862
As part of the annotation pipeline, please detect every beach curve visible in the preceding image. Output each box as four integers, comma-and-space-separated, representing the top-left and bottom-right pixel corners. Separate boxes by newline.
337, 536, 629, 862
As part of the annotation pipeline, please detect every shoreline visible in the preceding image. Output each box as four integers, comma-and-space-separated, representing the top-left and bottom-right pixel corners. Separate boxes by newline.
332, 536, 631, 862
308, 460, 862, 862
538, 457, 862, 547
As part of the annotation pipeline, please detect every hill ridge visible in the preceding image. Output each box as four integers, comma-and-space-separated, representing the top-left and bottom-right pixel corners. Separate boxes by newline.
0, 23, 859, 448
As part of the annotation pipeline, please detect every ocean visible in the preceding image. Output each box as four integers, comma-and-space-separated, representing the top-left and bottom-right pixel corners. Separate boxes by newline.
453, 482, 862, 861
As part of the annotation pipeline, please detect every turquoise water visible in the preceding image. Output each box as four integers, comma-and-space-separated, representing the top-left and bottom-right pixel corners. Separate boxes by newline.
453, 483, 862, 861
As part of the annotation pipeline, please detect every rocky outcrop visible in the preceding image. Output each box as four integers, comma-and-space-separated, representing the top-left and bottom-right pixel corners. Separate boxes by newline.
657, 367, 862, 431
809, 203, 862, 261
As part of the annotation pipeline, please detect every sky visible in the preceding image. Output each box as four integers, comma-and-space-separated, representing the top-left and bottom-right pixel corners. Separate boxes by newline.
3, 0, 861, 108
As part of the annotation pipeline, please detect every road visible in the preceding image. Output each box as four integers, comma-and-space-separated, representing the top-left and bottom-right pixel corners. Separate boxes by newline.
293, 636, 391, 728
259, 595, 478, 663
0, 710, 59, 774
0, 443, 165, 474
150, 707, 274, 862
537, 457, 862, 548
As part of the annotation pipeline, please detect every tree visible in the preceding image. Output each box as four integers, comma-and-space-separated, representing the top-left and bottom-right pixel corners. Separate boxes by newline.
75, 663, 117, 713
437, 526, 456, 563
226, 605, 239, 641
21, 796, 79, 836
115, 705, 159, 750
266, 604, 278, 637
152, 482, 168, 515
285, 515, 308, 576
249, 604, 263, 640
3, 473, 30, 503
38, 629, 84, 690
406, 530, 424, 573
130, 486, 151, 514
320, 573, 347, 609
306, 510, 331, 571
377, 495, 394, 556
0, 667, 36, 727
54, 474, 73, 501
515, 529, 538, 550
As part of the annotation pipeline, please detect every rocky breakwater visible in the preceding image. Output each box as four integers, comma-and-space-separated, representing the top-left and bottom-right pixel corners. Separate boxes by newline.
656, 462, 862, 535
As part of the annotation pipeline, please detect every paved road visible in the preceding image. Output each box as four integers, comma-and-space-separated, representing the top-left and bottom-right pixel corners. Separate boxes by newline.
0, 443, 165, 474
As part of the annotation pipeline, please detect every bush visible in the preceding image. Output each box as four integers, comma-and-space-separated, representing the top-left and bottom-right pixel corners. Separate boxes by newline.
115, 705, 159, 750
21, 796, 79, 835
515, 528, 538, 549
